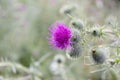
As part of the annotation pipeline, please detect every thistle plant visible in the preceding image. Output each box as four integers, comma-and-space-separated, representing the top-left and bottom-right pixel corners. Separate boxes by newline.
48, 2, 120, 80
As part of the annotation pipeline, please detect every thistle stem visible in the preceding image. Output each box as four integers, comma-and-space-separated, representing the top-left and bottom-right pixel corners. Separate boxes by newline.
0, 62, 42, 78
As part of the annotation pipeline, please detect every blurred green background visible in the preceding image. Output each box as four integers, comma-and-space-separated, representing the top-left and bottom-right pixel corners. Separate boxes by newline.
0, 0, 120, 80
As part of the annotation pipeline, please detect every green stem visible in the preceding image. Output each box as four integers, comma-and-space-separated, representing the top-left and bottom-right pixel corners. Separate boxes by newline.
0, 62, 42, 78
66, 13, 74, 19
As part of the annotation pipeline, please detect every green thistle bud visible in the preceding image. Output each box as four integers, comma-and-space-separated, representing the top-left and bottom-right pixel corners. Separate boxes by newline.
92, 29, 100, 37
90, 46, 109, 64
70, 18, 84, 30
66, 43, 82, 59
59, 4, 77, 15
54, 54, 65, 64
70, 28, 81, 45
91, 27, 102, 37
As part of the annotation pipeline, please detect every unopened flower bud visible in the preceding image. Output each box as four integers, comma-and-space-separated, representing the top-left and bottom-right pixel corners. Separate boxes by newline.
50, 54, 65, 75
105, 16, 117, 26
70, 18, 84, 30
54, 54, 65, 64
66, 43, 82, 59
90, 46, 109, 64
70, 28, 81, 45
59, 4, 77, 15
91, 28, 101, 37
108, 59, 115, 66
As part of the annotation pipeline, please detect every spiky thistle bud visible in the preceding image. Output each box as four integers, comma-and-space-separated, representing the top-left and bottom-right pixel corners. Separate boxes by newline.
91, 27, 102, 37
90, 46, 109, 64
105, 16, 118, 26
59, 4, 77, 15
50, 54, 65, 75
66, 43, 82, 59
69, 18, 84, 30
92, 29, 100, 37
53, 54, 65, 64
70, 28, 81, 45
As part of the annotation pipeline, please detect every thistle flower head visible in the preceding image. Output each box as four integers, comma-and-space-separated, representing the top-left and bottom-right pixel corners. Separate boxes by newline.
49, 21, 72, 49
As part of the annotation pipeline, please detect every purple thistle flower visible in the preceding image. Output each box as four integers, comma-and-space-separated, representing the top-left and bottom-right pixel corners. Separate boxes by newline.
49, 21, 72, 49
